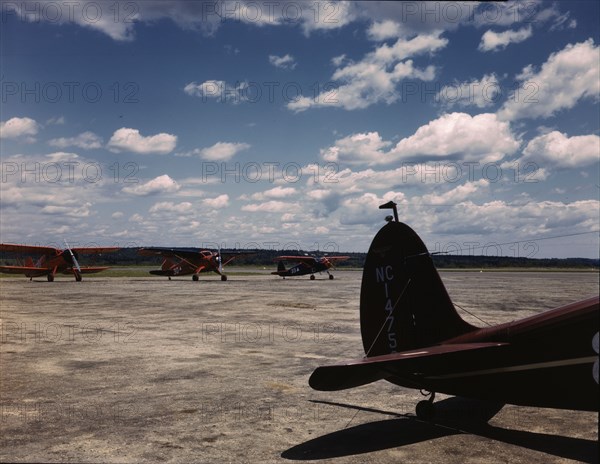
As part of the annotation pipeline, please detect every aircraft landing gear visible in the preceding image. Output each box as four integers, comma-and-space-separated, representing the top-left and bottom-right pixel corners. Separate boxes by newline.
221, 275, 227, 281
416, 391, 436, 421
75, 275, 82, 282
329, 274, 334, 280
168, 276, 171, 281
310, 274, 315, 280
192, 274, 199, 281
47, 274, 54, 282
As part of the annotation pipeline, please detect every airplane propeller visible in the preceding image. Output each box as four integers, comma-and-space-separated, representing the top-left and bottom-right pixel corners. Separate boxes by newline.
64, 239, 82, 281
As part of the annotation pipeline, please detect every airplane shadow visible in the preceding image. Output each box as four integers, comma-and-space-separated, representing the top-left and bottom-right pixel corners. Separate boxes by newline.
281, 397, 598, 463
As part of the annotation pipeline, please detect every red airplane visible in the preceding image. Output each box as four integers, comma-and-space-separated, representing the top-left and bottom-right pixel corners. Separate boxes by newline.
272, 255, 350, 280
138, 247, 246, 281
309, 202, 599, 419
0, 242, 119, 282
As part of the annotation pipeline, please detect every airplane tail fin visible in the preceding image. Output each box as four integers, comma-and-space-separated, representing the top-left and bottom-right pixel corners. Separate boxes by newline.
360, 220, 477, 357
276, 261, 286, 273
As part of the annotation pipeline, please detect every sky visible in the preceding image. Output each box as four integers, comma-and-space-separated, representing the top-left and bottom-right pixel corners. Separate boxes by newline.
0, 0, 599, 258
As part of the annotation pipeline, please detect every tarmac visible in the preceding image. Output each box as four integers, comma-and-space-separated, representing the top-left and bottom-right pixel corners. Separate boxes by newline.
1, 270, 598, 463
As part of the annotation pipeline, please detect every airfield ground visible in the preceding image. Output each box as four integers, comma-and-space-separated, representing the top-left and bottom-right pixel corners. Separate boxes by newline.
1, 270, 598, 463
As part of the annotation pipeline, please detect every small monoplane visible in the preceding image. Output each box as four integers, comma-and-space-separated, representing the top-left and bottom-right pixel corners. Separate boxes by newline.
272, 254, 350, 280
309, 202, 599, 418
0, 242, 119, 282
138, 247, 246, 281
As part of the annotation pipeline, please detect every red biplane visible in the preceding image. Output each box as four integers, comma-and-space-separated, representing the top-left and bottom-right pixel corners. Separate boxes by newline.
138, 247, 246, 281
272, 255, 350, 280
0, 242, 119, 282
309, 202, 599, 418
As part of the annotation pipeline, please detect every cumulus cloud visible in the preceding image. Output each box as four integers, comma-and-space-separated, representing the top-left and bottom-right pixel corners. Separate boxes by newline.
0, 117, 39, 140
241, 200, 300, 213
49, 131, 103, 149
288, 32, 447, 111
521, 131, 600, 169
244, 186, 297, 201
149, 201, 193, 214
269, 54, 297, 70
322, 113, 520, 165
437, 73, 501, 109
202, 194, 230, 208
498, 39, 600, 121
107, 128, 177, 154
190, 142, 251, 161
478, 26, 532, 52
122, 174, 180, 196
366, 20, 405, 41
184, 80, 249, 104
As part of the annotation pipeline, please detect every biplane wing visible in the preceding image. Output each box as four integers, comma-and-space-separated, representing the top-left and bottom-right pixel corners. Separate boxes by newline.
71, 247, 120, 254
0, 265, 49, 276
0, 244, 59, 255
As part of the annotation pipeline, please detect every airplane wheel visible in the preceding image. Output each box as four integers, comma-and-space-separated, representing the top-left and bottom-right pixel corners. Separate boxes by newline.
47, 274, 54, 282
221, 275, 227, 281
416, 400, 435, 421
329, 274, 334, 280
192, 275, 199, 281
75, 275, 82, 282
310, 275, 315, 280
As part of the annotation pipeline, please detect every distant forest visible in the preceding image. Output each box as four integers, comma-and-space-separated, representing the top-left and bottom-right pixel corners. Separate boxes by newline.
3, 248, 596, 269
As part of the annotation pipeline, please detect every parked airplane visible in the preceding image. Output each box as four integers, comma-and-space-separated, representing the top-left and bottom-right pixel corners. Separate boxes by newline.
138, 247, 246, 281
309, 202, 599, 419
272, 254, 350, 280
0, 242, 119, 281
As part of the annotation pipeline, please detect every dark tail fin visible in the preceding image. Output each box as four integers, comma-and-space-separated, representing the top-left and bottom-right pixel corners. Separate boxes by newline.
277, 261, 286, 272
360, 221, 476, 357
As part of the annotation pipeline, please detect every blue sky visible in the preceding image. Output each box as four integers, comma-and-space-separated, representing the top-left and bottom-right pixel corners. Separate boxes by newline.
1, 1, 599, 258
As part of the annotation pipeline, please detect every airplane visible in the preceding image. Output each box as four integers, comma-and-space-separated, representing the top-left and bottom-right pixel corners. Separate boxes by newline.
272, 254, 350, 280
309, 201, 599, 420
137, 247, 246, 281
0, 242, 119, 282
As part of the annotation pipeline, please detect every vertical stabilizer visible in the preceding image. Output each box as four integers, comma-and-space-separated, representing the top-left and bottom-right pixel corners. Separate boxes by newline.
360, 221, 476, 357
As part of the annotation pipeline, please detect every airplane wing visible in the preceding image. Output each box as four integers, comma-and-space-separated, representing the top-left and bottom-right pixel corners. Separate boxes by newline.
274, 256, 318, 264
309, 342, 509, 391
71, 247, 120, 254
0, 265, 49, 275
138, 247, 202, 260
60, 267, 110, 274
323, 256, 350, 261
0, 243, 58, 255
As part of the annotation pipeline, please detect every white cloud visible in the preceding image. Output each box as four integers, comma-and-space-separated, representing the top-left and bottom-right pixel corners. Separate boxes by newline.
437, 73, 501, 108
122, 174, 180, 196
366, 20, 404, 41
202, 194, 230, 209
112, 212, 125, 219
195, 142, 251, 161
420, 180, 490, 205
107, 128, 177, 154
184, 80, 249, 104
521, 131, 600, 169
321, 113, 520, 165
288, 32, 447, 111
0, 117, 39, 140
269, 54, 297, 70
246, 186, 297, 201
498, 39, 600, 121
478, 26, 532, 52
149, 201, 194, 214
241, 200, 300, 213
49, 131, 103, 149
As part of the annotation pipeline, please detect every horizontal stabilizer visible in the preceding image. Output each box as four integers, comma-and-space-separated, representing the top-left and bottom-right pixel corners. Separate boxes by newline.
309, 343, 508, 391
